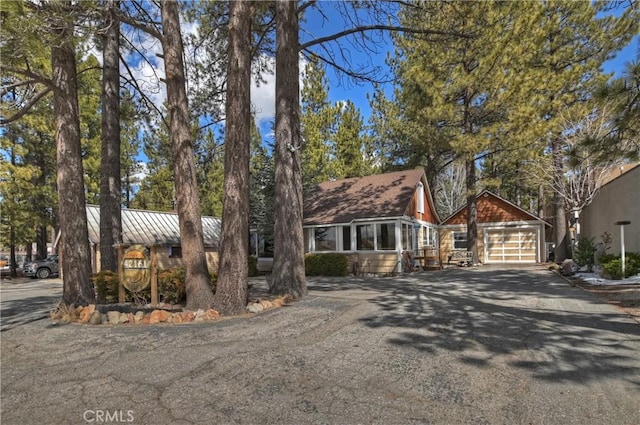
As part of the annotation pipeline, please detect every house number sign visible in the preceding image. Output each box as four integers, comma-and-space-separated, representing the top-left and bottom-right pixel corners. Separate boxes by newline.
121, 245, 151, 292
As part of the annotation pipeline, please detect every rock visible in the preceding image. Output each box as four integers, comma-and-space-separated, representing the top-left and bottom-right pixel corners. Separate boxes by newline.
272, 298, 284, 308
149, 309, 171, 324
142, 314, 151, 324
101, 313, 108, 324
182, 311, 196, 322
134, 311, 145, 324
205, 309, 220, 320
194, 309, 206, 322
260, 300, 273, 309
89, 311, 102, 325
561, 259, 577, 276
107, 311, 121, 324
117, 313, 130, 324
247, 303, 264, 313
78, 305, 96, 323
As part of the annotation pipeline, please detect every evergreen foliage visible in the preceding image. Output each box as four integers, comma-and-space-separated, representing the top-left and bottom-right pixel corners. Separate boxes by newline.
305, 253, 349, 277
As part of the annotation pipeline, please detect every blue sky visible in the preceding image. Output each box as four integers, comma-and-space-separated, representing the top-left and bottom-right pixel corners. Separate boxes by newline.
253, 3, 639, 144
129, 2, 639, 162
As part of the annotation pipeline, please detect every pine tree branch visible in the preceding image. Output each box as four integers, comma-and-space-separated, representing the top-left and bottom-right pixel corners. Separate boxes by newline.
0, 87, 52, 125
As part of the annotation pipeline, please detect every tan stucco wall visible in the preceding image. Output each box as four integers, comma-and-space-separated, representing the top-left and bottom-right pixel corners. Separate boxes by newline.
580, 167, 640, 255
438, 227, 486, 264
347, 252, 402, 275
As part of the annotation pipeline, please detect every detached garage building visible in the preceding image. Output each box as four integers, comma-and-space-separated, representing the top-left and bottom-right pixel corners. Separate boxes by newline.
439, 191, 550, 264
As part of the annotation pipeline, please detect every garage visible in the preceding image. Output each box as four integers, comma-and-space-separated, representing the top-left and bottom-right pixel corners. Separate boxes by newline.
439, 190, 550, 265
485, 228, 538, 263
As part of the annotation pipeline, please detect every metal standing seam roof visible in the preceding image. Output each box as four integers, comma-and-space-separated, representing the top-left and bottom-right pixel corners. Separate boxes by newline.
85, 205, 221, 248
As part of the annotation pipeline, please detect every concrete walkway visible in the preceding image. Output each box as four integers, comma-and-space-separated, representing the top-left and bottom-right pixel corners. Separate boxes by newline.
1, 266, 639, 424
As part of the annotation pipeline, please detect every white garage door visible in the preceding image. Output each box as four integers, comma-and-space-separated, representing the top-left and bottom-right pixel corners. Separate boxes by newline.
486, 229, 537, 263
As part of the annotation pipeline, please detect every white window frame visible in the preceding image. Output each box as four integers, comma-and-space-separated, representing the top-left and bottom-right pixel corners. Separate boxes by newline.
453, 231, 468, 250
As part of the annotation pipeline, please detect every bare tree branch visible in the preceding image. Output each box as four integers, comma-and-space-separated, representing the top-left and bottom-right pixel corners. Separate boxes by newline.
300, 24, 469, 51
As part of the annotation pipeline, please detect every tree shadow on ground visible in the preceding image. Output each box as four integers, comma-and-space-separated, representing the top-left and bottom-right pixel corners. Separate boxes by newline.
0, 295, 61, 331
308, 267, 640, 387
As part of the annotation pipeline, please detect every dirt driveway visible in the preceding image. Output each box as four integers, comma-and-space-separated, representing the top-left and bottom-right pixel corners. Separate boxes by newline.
1, 266, 639, 424
565, 275, 640, 319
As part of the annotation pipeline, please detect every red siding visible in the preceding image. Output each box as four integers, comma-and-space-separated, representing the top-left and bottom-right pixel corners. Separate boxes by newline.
445, 192, 534, 225
406, 185, 438, 224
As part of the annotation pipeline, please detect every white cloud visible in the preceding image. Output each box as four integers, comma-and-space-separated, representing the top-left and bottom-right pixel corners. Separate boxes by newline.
251, 59, 276, 125
251, 55, 309, 126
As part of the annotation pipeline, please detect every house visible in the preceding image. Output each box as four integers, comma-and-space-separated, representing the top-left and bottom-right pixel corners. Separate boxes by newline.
303, 168, 440, 274
579, 164, 639, 254
439, 190, 550, 264
85, 205, 221, 273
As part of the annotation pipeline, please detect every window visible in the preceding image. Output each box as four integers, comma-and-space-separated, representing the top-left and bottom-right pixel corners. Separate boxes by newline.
422, 226, 436, 247
342, 226, 351, 251
453, 232, 467, 250
314, 227, 336, 251
429, 228, 437, 247
402, 224, 414, 251
169, 246, 182, 258
376, 223, 396, 250
356, 224, 375, 250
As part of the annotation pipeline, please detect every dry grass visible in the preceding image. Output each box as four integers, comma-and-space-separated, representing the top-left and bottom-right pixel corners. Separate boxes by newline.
50, 303, 81, 323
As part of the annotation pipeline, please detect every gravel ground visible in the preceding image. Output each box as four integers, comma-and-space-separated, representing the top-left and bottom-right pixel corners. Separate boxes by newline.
2, 267, 639, 425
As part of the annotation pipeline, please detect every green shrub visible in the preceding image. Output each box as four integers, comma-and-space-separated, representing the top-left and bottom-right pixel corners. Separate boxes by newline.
574, 237, 597, 271
157, 267, 186, 304
93, 266, 219, 305
209, 271, 218, 294
598, 253, 618, 265
157, 267, 218, 304
248, 256, 259, 277
600, 252, 640, 280
92, 270, 120, 304
305, 253, 349, 276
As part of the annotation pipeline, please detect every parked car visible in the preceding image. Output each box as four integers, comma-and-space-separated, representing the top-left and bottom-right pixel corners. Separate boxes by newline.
24, 255, 59, 279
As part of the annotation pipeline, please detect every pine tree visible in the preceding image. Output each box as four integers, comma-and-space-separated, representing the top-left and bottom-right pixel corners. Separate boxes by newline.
333, 99, 371, 179
161, 0, 215, 310
526, 1, 638, 261
249, 122, 275, 252
391, 1, 540, 263
99, 0, 122, 272
300, 57, 336, 189
213, 0, 253, 315
195, 129, 225, 217
270, 0, 307, 298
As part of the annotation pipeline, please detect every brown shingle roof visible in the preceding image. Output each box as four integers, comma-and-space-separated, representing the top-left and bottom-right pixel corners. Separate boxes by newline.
303, 169, 426, 225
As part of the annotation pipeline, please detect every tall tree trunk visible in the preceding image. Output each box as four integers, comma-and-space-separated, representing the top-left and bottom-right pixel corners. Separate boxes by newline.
537, 184, 544, 219
36, 226, 47, 260
270, 0, 307, 298
9, 227, 17, 277
213, 0, 252, 315
551, 138, 568, 262
161, 0, 214, 311
465, 156, 479, 264
52, 18, 95, 306
99, 0, 122, 272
